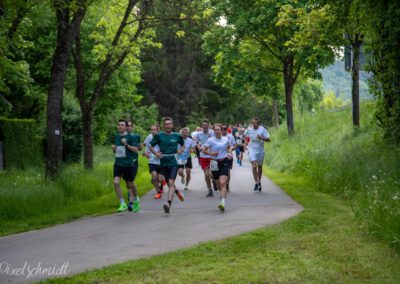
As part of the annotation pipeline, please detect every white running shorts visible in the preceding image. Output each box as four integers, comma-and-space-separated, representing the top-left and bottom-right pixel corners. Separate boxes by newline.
248, 150, 264, 165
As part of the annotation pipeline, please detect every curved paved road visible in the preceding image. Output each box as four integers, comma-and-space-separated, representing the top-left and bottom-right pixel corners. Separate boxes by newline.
0, 156, 302, 283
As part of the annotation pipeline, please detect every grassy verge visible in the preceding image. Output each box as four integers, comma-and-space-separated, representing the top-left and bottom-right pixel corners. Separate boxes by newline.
42, 169, 400, 284
0, 147, 152, 236
265, 102, 400, 251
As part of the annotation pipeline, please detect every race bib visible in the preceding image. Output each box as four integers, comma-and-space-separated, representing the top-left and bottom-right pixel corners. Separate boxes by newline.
210, 159, 219, 171
115, 146, 126, 158
177, 157, 186, 165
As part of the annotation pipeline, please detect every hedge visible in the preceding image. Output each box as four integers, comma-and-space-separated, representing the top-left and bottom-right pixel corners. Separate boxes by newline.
0, 118, 43, 169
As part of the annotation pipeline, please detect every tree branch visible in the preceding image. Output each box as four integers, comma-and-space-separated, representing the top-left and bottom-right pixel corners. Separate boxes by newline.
252, 34, 283, 61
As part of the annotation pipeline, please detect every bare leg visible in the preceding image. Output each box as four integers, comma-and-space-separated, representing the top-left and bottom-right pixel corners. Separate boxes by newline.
114, 176, 124, 200
219, 176, 228, 199
127, 181, 135, 202
251, 161, 259, 183
204, 168, 212, 189
151, 171, 160, 193
185, 168, 191, 186
257, 164, 263, 183
167, 179, 176, 202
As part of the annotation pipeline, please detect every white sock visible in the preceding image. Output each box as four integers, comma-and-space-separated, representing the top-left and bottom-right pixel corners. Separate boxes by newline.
120, 198, 125, 203
221, 198, 226, 205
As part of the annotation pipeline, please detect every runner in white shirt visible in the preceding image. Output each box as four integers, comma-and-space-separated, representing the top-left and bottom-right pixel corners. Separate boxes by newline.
177, 127, 196, 190
203, 124, 233, 212
194, 120, 216, 197
245, 117, 271, 192
222, 124, 237, 192
143, 125, 164, 199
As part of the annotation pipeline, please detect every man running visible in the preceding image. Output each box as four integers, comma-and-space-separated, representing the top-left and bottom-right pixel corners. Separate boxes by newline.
203, 124, 233, 212
150, 117, 185, 214
112, 119, 141, 212
235, 126, 245, 166
143, 125, 164, 199
194, 119, 216, 197
177, 127, 196, 190
245, 117, 271, 192
222, 123, 237, 192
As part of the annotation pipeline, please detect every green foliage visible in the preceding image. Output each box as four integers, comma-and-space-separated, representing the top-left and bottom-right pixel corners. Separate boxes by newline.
62, 92, 83, 163
140, 0, 229, 126
265, 102, 400, 251
363, 0, 400, 144
294, 78, 324, 113
205, 0, 338, 135
319, 90, 345, 110
0, 146, 152, 235
0, 118, 43, 169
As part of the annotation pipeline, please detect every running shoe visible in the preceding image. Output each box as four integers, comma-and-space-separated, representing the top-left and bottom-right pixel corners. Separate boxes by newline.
154, 192, 162, 199
133, 198, 140, 212
117, 202, 128, 212
163, 203, 170, 214
128, 202, 133, 211
218, 202, 225, 212
253, 184, 258, 192
206, 189, 213, 197
176, 190, 185, 202
258, 183, 262, 192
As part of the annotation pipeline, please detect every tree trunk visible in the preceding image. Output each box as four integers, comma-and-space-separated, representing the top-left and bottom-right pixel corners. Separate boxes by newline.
283, 59, 295, 136
351, 34, 362, 127
45, 15, 70, 180
82, 108, 94, 169
45, 1, 87, 179
273, 98, 279, 128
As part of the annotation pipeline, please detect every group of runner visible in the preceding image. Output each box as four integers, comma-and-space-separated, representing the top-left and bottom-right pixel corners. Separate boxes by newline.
112, 117, 270, 214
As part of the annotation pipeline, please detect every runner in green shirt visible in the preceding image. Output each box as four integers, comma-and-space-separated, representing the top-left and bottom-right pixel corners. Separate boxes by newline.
112, 119, 140, 213
150, 117, 185, 214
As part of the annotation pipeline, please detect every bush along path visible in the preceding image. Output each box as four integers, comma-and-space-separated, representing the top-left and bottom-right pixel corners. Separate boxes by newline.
0, 157, 302, 283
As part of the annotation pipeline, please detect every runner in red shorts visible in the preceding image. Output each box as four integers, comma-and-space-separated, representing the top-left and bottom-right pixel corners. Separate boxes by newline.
194, 119, 215, 197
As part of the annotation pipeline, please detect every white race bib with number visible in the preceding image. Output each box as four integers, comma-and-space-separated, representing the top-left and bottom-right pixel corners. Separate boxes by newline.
210, 159, 219, 171
177, 158, 186, 165
115, 146, 126, 158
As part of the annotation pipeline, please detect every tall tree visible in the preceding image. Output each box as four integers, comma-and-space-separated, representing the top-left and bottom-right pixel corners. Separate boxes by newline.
72, 0, 155, 169
208, 0, 337, 135
46, 0, 88, 179
364, 0, 400, 144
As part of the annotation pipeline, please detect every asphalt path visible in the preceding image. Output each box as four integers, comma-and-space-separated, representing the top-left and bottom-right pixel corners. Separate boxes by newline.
0, 156, 303, 283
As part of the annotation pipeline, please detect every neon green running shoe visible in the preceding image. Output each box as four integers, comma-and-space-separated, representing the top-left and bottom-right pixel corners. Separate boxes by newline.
117, 202, 128, 212
218, 202, 225, 212
133, 198, 140, 212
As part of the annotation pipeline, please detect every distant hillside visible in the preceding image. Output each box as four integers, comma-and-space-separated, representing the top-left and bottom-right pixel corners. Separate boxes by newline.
319, 60, 372, 100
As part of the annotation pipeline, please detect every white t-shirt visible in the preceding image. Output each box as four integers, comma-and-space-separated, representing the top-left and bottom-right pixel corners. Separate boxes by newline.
245, 126, 270, 152
190, 131, 198, 139
204, 136, 229, 160
195, 130, 215, 158
144, 133, 160, 165
178, 137, 196, 161
223, 133, 236, 147
235, 132, 245, 146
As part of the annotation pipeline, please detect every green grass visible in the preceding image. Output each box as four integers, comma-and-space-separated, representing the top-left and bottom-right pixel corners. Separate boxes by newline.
0, 146, 152, 236
265, 102, 400, 251
42, 169, 400, 283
